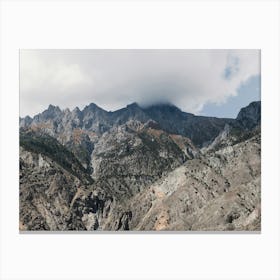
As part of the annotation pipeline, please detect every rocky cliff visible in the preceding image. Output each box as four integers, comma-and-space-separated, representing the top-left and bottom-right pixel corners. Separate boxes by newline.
20, 102, 236, 148
19, 101, 261, 231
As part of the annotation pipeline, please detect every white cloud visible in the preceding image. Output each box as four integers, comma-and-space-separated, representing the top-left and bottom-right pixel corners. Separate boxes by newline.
20, 49, 260, 117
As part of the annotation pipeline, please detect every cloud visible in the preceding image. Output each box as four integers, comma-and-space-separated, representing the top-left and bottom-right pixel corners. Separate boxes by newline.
20, 49, 260, 117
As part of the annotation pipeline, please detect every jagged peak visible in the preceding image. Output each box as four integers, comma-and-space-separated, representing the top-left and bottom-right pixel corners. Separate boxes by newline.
72, 106, 81, 113
64, 108, 71, 114
236, 101, 261, 121
38, 104, 62, 119
82, 102, 106, 113
126, 102, 141, 109
248, 100, 261, 106
47, 104, 61, 112
24, 115, 32, 121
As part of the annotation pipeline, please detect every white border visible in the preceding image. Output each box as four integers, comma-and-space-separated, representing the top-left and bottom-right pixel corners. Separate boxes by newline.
1, 1, 280, 279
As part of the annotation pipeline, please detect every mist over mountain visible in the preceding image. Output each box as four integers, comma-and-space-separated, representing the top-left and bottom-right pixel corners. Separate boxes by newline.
19, 101, 261, 231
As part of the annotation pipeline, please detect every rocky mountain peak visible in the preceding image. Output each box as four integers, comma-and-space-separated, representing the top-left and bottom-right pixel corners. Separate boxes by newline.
82, 102, 105, 114
237, 101, 261, 130
46, 104, 61, 113
19, 115, 33, 127
19, 100, 261, 147
64, 108, 71, 114
143, 103, 195, 121
122, 102, 144, 115
44, 104, 61, 115
126, 102, 140, 109
19, 99, 261, 231
71, 107, 82, 119
73, 106, 81, 112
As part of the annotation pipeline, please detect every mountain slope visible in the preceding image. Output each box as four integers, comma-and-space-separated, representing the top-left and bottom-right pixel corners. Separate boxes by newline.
111, 130, 260, 231
20, 130, 93, 184
143, 104, 234, 146
19, 101, 261, 231
236, 101, 261, 130
20, 146, 115, 230
20, 102, 235, 148
91, 120, 198, 200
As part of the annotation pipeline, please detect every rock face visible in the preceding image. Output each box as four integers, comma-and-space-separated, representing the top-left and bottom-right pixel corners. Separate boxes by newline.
20, 147, 114, 230
120, 130, 260, 231
19, 101, 261, 231
236, 101, 261, 130
20, 102, 234, 148
142, 104, 234, 147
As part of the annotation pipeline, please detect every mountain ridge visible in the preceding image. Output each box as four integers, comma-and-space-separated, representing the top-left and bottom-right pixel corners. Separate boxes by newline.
20, 101, 260, 147
19, 100, 261, 231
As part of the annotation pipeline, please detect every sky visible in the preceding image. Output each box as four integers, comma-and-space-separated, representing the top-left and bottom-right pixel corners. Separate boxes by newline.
200, 74, 260, 118
20, 49, 260, 118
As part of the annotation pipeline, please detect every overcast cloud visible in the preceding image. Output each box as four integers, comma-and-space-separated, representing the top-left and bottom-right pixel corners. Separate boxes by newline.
20, 49, 260, 117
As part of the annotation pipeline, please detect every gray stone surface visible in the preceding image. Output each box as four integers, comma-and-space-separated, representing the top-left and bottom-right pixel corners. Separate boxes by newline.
19, 101, 261, 231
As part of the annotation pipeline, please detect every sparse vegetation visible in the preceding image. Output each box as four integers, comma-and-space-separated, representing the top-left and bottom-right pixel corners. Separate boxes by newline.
20, 131, 93, 184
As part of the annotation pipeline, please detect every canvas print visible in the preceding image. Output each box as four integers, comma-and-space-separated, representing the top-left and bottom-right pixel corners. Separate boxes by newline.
19, 49, 261, 231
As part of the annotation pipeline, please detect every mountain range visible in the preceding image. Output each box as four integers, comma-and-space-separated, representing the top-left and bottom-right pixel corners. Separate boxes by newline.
19, 101, 261, 231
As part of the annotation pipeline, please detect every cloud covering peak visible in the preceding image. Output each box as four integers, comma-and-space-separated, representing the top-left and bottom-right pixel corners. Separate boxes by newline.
20, 49, 260, 117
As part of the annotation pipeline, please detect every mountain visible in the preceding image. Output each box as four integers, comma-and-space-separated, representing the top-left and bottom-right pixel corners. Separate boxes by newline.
143, 104, 236, 146
19, 101, 261, 231
202, 101, 261, 153
236, 101, 261, 130
20, 102, 260, 148
20, 102, 234, 147
115, 131, 261, 231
